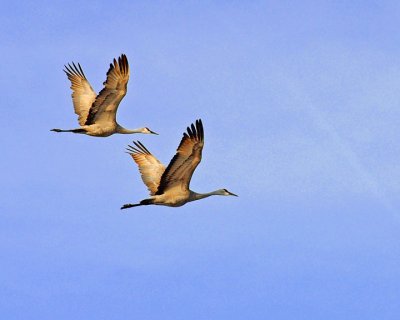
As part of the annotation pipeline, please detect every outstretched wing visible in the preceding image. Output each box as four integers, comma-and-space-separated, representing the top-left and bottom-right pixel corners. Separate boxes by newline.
85, 54, 130, 125
127, 141, 166, 196
156, 119, 204, 195
64, 63, 97, 126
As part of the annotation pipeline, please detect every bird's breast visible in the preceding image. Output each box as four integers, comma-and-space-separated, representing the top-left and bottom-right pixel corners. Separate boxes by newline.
86, 124, 116, 137
153, 191, 190, 207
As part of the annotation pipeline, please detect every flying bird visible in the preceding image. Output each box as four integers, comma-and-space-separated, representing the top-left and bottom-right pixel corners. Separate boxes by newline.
121, 119, 237, 209
51, 54, 158, 137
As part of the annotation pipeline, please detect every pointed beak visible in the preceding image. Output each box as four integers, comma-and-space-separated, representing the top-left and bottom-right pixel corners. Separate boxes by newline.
228, 191, 238, 197
149, 130, 159, 135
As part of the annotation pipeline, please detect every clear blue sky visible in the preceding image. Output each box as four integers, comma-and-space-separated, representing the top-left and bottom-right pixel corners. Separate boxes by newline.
2, 1, 400, 319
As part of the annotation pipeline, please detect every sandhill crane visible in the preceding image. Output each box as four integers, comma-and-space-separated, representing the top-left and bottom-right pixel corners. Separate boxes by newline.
121, 119, 237, 209
51, 54, 158, 137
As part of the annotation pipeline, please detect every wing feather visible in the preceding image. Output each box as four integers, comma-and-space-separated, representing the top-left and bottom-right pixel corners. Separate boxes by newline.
127, 141, 165, 196
156, 119, 204, 195
86, 54, 130, 125
64, 63, 97, 126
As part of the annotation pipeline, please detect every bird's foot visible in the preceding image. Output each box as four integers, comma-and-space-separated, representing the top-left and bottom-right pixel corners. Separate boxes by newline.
121, 203, 137, 210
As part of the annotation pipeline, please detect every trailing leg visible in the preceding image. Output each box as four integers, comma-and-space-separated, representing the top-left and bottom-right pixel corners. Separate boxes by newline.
120, 199, 153, 210
51, 128, 87, 134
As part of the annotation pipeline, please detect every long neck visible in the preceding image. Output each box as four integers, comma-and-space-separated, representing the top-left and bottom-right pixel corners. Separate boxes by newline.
190, 190, 221, 201
116, 125, 143, 134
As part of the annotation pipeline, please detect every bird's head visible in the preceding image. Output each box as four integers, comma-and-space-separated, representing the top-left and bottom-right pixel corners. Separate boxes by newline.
141, 127, 158, 135
217, 188, 238, 197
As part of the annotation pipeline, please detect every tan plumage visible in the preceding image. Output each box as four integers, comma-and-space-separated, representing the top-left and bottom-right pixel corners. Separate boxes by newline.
51, 54, 157, 137
126, 141, 165, 195
64, 62, 97, 126
155, 120, 204, 195
85, 55, 129, 126
121, 119, 237, 209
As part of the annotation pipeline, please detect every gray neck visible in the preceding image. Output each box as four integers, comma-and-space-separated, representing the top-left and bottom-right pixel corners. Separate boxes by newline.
116, 125, 143, 134
190, 190, 221, 201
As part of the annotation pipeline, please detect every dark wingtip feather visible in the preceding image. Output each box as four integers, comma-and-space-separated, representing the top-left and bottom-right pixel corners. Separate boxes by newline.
184, 119, 204, 141
126, 144, 140, 154
191, 123, 196, 137
113, 54, 128, 75
64, 63, 73, 75
182, 119, 205, 141
136, 141, 151, 154
78, 63, 86, 78
125, 141, 152, 155
195, 120, 199, 139
186, 126, 192, 137
122, 54, 129, 69
196, 119, 204, 141
63, 62, 85, 78
133, 141, 148, 154
72, 62, 80, 76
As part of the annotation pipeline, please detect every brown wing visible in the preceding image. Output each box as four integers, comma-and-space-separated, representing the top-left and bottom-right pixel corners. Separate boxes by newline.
156, 119, 204, 195
85, 54, 130, 125
127, 141, 166, 196
64, 63, 97, 126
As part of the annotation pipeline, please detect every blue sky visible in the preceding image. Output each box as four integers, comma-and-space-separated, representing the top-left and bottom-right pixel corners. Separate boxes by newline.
2, 1, 400, 319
